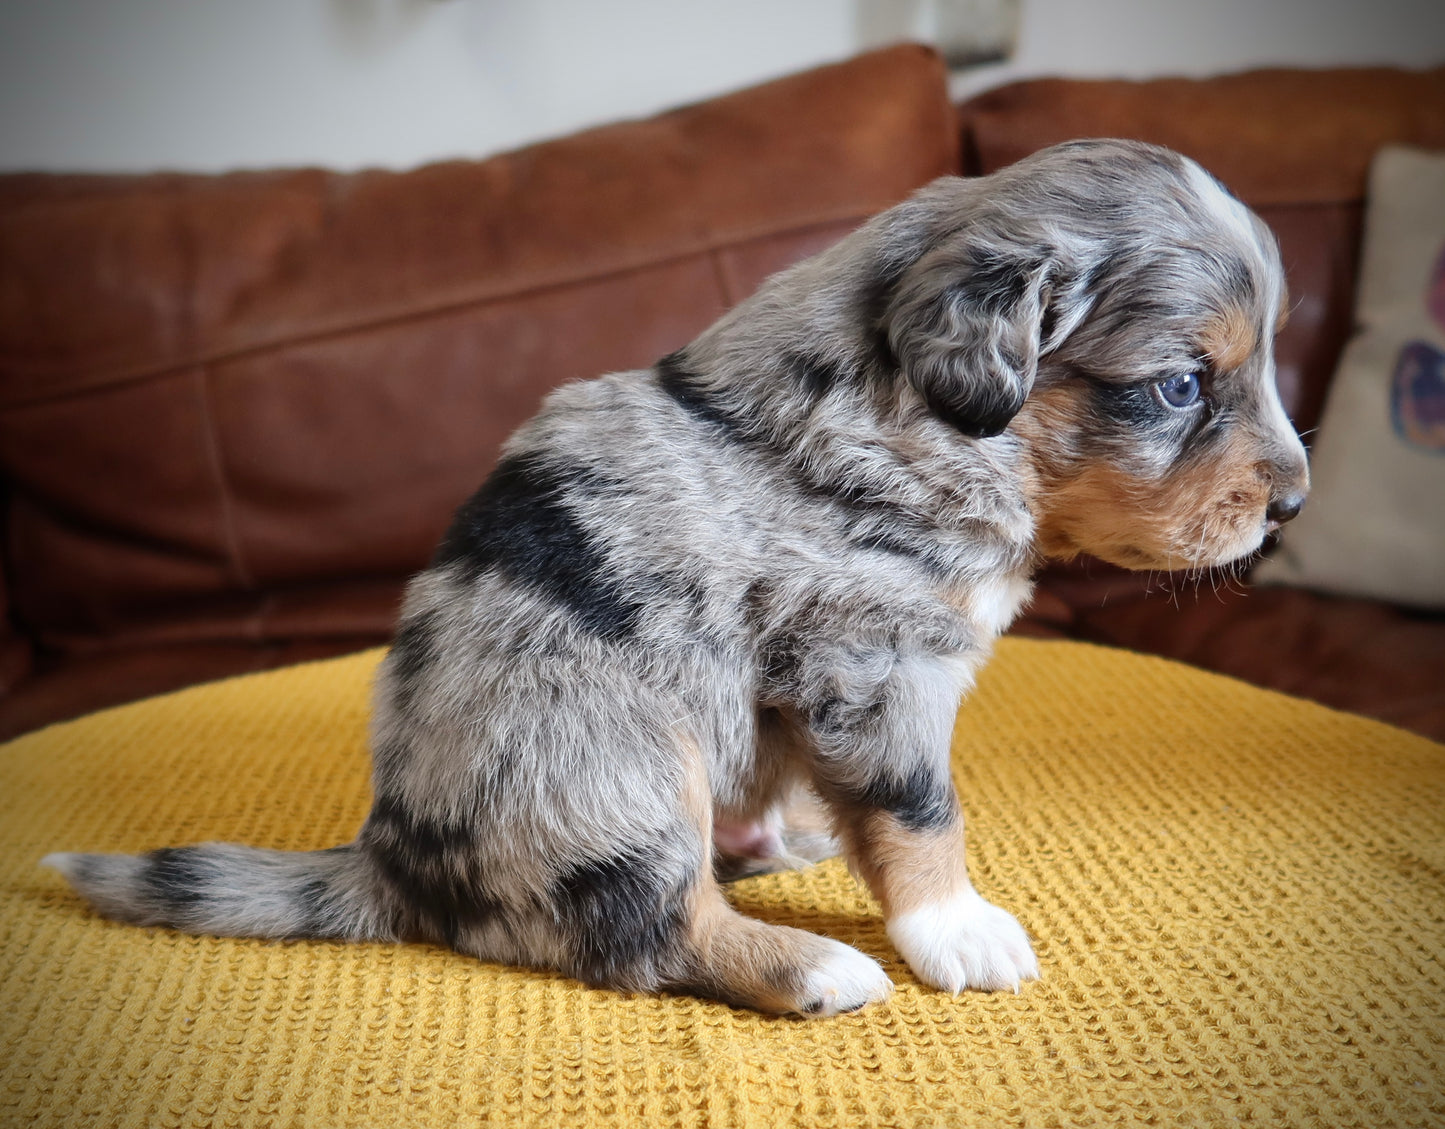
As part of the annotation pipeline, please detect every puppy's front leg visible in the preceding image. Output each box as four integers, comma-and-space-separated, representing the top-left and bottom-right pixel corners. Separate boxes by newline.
862, 807, 1038, 994
805, 653, 1040, 994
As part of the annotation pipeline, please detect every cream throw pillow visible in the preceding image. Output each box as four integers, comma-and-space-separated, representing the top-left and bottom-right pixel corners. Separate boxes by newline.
1255, 146, 1445, 608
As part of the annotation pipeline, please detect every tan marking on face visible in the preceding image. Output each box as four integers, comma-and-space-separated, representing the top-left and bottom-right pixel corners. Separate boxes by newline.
1011, 382, 1275, 569
1008, 381, 1102, 558
1027, 461, 1162, 566
1161, 429, 1278, 563
1198, 306, 1257, 372
1034, 431, 1271, 569
837, 810, 970, 918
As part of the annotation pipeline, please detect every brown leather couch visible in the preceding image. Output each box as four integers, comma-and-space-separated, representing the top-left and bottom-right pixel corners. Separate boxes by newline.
2, 46, 1441, 742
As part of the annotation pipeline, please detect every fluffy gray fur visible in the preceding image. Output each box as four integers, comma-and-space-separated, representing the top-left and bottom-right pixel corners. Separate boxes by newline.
46, 139, 1308, 1017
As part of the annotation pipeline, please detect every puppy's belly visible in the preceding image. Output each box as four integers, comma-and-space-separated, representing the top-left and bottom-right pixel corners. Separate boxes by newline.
713, 819, 783, 860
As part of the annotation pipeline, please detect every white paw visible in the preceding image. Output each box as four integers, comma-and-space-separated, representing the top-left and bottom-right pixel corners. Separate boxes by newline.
796, 938, 894, 1017
887, 892, 1040, 993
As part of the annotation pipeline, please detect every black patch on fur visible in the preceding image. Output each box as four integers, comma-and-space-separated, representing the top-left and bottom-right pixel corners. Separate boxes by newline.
865, 327, 900, 378
1067, 364, 1167, 432
782, 350, 851, 399
655, 351, 755, 442
659, 350, 941, 568
362, 793, 499, 946
858, 267, 907, 380
659, 350, 944, 574
1106, 297, 1175, 328
433, 452, 645, 640
1072, 363, 1215, 447
366, 793, 473, 858
957, 250, 1039, 317
844, 762, 959, 832
659, 349, 853, 435
965, 401, 1021, 440
1213, 253, 1256, 303
143, 847, 209, 908
809, 690, 889, 739
758, 633, 800, 696
388, 611, 437, 713
804, 475, 872, 510
1175, 402, 1231, 461
1087, 376, 1162, 431
924, 374, 1027, 440
1038, 304, 1059, 346
896, 277, 1031, 437
796, 468, 940, 567
551, 847, 692, 988
846, 525, 935, 564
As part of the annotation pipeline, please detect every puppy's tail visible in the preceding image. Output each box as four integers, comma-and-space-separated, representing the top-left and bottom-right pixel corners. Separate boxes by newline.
42, 842, 396, 943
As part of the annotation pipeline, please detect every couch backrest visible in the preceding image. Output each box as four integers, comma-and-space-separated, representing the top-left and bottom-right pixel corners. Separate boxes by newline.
958, 66, 1445, 438
0, 44, 958, 666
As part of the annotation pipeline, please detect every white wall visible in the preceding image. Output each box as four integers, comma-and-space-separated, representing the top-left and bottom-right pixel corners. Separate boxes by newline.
1, 0, 1441, 175
950, 0, 1445, 99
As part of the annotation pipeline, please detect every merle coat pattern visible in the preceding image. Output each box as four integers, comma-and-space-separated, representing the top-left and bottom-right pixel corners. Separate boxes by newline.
47, 140, 1308, 1016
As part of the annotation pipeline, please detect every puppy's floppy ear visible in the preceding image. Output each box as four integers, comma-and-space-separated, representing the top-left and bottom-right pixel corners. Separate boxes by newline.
885, 246, 1054, 438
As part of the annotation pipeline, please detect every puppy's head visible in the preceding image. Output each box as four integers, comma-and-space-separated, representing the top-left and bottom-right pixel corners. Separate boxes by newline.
883, 138, 1308, 571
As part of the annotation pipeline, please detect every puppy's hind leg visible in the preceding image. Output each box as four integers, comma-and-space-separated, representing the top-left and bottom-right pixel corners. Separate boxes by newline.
542, 844, 891, 1015
680, 882, 893, 1017
675, 733, 889, 1017
546, 735, 891, 1017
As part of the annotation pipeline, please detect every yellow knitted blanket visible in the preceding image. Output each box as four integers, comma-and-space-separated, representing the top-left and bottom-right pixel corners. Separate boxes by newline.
1, 639, 1441, 1128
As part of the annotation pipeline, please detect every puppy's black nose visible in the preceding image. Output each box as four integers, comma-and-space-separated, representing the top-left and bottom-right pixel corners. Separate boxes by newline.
1266, 493, 1306, 527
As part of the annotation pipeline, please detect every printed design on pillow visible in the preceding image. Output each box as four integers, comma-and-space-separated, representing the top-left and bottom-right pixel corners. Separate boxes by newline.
1430, 240, 1445, 329
1391, 340, 1445, 453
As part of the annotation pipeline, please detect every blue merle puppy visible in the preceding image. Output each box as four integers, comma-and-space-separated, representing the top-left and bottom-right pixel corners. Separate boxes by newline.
47, 139, 1308, 1016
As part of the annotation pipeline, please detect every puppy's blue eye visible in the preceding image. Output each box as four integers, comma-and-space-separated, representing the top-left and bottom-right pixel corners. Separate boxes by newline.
1157, 372, 1201, 408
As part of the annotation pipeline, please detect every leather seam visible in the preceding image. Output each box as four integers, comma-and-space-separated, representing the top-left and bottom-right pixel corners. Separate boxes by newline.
192, 365, 256, 595
707, 247, 736, 309
0, 214, 876, 413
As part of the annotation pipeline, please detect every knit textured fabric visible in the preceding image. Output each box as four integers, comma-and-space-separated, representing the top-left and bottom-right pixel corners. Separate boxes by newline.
1, 638, 1441, 1129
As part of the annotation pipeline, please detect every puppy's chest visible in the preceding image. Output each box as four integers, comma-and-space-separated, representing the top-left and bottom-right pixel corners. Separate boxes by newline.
735, 537, 1031, 664
633, 456, 1031, 652
766, 490, 1034, 639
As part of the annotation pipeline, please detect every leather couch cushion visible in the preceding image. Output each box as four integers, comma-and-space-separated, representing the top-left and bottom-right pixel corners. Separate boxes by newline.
0, 45, 956, 669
